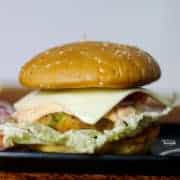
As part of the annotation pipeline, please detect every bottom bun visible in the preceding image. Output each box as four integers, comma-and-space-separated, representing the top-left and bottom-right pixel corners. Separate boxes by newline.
99, 125, 160, 154
31, 144, 75, 153
0, 134, 5, 150
31, 125, 160, 154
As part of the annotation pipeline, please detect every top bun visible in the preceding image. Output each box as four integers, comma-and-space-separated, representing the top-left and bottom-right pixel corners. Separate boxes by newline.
19, 41, 161, 89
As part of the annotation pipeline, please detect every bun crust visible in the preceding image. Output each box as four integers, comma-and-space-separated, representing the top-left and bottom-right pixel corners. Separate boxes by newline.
19, 41, 161, 89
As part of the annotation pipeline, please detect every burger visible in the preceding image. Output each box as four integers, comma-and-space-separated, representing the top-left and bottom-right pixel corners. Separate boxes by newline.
0, 41, 174, 154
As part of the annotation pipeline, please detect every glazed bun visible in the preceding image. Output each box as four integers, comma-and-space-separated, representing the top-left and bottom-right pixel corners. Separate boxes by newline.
19, 41, 161, 90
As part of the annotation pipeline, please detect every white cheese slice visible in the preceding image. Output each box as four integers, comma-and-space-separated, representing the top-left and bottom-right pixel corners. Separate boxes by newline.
14, 88, 174, 125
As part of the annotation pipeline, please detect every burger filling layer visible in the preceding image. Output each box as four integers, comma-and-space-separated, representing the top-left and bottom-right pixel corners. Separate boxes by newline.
0, 90, 174, 153
37, 92, 165, 132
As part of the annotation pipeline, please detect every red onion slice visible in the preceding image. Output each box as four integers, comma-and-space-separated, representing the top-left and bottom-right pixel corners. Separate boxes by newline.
0, 101, 14, 123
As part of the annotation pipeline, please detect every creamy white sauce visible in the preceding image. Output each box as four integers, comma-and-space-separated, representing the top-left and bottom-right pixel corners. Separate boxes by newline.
0, 106, 172, 153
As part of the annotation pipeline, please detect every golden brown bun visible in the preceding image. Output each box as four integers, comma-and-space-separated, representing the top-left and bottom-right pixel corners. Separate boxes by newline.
19, 41, 161, 89
31, 125, 159, 154
99, 125, 160, 154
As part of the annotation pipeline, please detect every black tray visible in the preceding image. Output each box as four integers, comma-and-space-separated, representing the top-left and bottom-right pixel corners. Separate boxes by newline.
0, 124, 180, 175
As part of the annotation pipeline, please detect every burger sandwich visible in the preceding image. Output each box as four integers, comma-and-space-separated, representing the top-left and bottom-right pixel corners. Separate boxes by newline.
0, 41, 175, 154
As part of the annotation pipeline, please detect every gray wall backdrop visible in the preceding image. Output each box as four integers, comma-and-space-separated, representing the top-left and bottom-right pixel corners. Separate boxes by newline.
0, 0, 179, 91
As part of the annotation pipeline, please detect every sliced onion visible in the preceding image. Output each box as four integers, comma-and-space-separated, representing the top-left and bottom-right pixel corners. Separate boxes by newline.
0, 101, 14, 123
